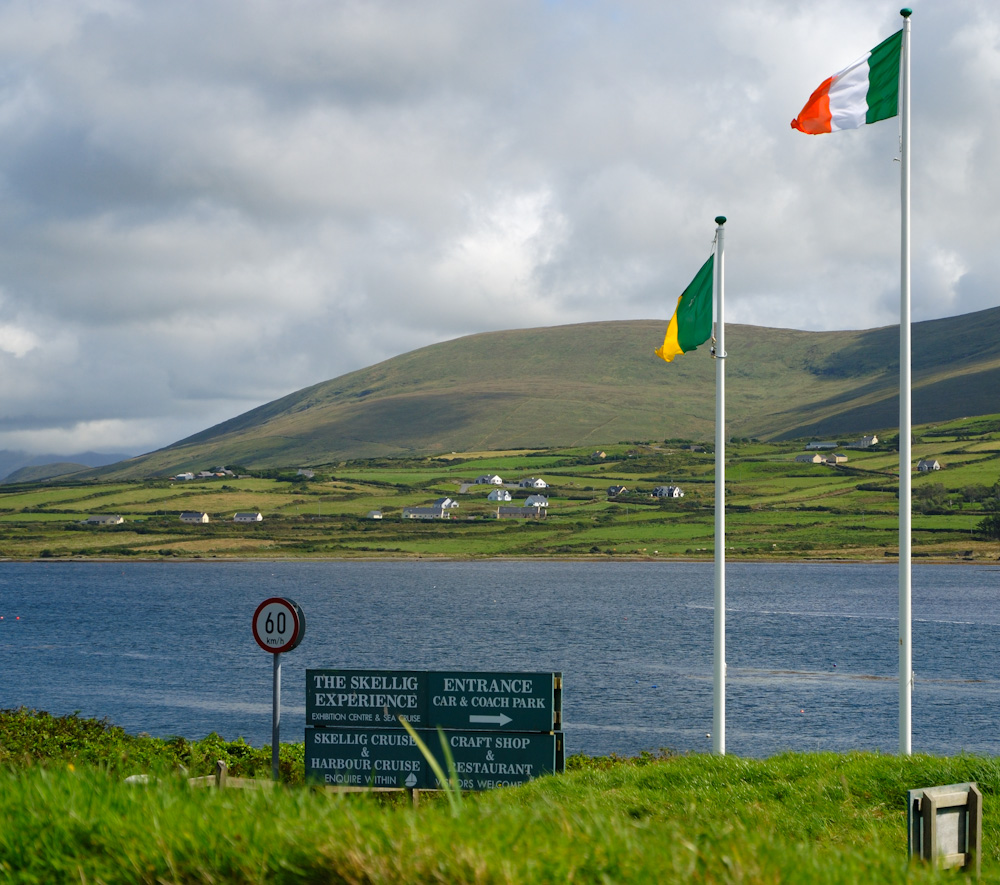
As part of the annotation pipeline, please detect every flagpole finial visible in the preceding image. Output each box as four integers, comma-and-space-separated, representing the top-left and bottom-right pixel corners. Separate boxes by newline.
715, 216, 727, 225
900, 7, 912, 16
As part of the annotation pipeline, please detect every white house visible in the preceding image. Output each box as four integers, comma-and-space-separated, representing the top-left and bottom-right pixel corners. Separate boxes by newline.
174, 473, 195, 481
652, 486, 684, 498
234, 512, 263, 523
917, 459, 942, 472
475, 474, 503, 485
518, 477, 548, 489
432, 497, 460, 509
180, 511, 210, 524
848, 434, 879, 448
84, 514, 124, 525
366, 510, 383, 520
525, 494, 549, 508
794, 453, 825, 464
487, 489, 512, 502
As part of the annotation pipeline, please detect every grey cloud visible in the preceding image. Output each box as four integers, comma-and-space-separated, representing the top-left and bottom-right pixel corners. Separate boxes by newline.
0, 0, 994, 455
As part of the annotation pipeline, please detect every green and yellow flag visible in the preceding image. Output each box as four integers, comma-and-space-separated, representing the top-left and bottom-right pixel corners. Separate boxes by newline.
655, 254, 714, 363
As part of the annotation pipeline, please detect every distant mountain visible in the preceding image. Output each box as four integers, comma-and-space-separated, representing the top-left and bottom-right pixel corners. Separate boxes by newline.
0, 451, 135, 483
87, 307, 1000, 479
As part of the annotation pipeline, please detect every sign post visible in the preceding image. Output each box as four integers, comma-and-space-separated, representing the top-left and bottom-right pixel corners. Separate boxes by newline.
272, 652, 281, 782
252, 597, 305, 781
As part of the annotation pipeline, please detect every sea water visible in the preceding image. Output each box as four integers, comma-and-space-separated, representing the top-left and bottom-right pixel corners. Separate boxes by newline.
1, 560, 998, 758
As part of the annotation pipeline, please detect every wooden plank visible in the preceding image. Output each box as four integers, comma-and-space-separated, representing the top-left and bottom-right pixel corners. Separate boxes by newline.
927, 790, 968, 808
922, 792, 937, 863
940, 853, 967, 869
321, 785, 421, 806
967, 783, 982, 876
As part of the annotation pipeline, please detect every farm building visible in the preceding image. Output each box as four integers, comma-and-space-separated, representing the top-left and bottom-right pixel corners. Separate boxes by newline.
84, 514, 124, 525
402, 506, 450, 519
652, 486, 684, 498
518, 478, 548, 489
496, 506, 546, 519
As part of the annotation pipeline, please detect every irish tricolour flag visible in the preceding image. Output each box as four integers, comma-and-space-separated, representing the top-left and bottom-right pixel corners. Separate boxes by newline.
791, 29, 902, 134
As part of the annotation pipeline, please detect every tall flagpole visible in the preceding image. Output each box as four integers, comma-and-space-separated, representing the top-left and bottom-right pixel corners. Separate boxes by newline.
713, 215, 727, 755
898, 7, 912, 755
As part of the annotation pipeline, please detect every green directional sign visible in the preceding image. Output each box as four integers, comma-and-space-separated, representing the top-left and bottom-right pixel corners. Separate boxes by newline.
426, 671, 561, 733
306, 726, 424, 788
306, 669, 425, 727
305, 726, 563, 790
306, 669, 562, 732
433, 730, 565, 791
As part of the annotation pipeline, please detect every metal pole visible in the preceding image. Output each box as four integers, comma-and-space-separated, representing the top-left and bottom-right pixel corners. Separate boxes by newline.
898, 7, 913, 756
272, 651, 282, 780
713, 215, 727, 756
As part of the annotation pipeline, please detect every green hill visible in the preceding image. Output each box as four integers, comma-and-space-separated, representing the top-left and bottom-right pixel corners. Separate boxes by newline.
2, 462, 91, 484
94, 307, 1000, 478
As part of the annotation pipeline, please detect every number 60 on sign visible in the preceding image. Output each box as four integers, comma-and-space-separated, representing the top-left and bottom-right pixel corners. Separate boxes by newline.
252, 597, 305, 653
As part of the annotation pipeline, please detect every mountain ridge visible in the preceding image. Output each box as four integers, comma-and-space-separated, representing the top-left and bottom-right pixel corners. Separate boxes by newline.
87, 307, 1000, 478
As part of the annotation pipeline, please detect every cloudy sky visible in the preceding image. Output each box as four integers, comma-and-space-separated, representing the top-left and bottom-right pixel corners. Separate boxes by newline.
0, 0, 994, 457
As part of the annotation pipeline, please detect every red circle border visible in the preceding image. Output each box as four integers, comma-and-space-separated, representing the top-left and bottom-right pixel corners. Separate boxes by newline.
252, 596, 302, 653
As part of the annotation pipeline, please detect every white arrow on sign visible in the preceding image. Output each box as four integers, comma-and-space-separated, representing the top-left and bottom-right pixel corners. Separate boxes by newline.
470, 713, 512, 727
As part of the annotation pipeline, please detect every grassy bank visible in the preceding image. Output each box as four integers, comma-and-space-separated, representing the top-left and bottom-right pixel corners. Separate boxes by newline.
0, 708, 303, 783
0, 710, 996, 882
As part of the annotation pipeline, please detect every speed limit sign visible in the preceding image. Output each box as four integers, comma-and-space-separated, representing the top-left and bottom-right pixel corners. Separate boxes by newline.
252, 597, 305, 653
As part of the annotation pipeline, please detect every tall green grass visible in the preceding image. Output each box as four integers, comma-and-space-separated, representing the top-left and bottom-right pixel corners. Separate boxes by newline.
1, 749, 996, 882
3, 711, 999, 881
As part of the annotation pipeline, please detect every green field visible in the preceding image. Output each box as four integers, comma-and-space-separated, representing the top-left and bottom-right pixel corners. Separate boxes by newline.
2, 417, 1000, 561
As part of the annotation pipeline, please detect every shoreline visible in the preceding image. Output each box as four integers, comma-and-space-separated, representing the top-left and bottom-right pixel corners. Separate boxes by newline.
1, 553, 996, 566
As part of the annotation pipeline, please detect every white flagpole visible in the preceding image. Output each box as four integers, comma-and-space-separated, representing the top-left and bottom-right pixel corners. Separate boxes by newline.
898, 7, 912, 755
713, 215, 727, 755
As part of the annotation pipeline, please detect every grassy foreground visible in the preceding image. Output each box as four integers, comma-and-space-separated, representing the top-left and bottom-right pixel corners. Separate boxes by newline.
1, 711, 997, 882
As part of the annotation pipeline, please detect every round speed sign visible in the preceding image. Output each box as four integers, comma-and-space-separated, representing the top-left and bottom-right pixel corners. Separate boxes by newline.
252, 597, 305, 653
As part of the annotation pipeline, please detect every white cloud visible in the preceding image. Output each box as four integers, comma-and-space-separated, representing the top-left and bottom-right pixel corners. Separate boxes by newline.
0, 323, 39, 358
0, 417, 177, 456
